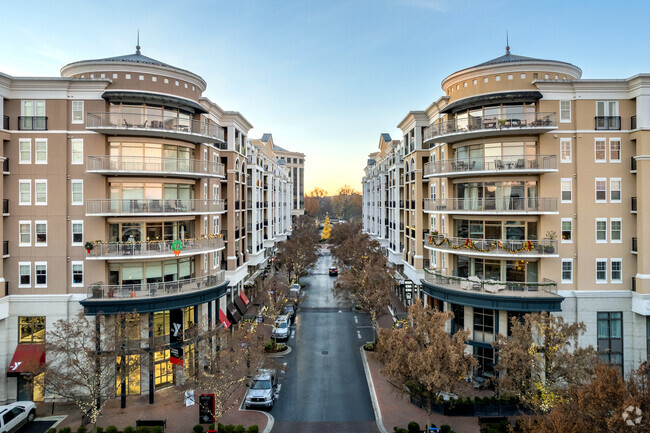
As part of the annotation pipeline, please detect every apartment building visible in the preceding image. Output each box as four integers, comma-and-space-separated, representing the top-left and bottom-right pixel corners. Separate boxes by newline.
266, 134, 305, 217
363, 46, 650, 375
0, 45, 294, 403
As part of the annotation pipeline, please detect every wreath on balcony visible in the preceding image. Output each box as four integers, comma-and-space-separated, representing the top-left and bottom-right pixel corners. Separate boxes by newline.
84, 241, 94, 253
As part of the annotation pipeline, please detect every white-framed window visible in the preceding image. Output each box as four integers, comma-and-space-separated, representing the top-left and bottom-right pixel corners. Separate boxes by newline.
431, 183, 437, 200
441, 215, 446, 234
19, 139, 31, 164
560, 138, 572, 163
596, 259, 607, 283
19, 180, 31, 205
596, 100, 619, 117
212, 216, 218, 234
19, 221, 31, 246
611, 259, 622, 283
35, 139, 47, 164
431, 251, 437, 268
610, 178, 621, 203
204, 216, 208, 235
610, 218, 622, 243
71, 139, 83, 165
595, 178, 607, 203
431, 216, 437, 232
71, 220, 83, 245
203, 182, 208, 201
203, 253, 208, 272
213, 252, 218, 269
19, 262, 31, 288
71, 261, 84, 286
561, 178, 572, 203
71, 180, 83, 205
596, 218, 607, 243
561, 218, 572, 243
212, 184, 218, 202
560, 100, 571, 122
71, 101, 84, 123
441, 182, 445, 200
561, 259, 573, 283
35, 262, 47, 288
35, 221, 47, 246
609, 139, 621, 162
595, 139, 607, 162
441, 252, 446, 270
34, 179, 47, 205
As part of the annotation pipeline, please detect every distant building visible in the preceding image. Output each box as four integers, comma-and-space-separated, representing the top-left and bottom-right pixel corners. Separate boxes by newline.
261, 133, 305, 216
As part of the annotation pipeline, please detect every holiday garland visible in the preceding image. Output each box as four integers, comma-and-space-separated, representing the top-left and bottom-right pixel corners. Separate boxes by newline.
428, 235, 536, 254
89, 233, 224, 246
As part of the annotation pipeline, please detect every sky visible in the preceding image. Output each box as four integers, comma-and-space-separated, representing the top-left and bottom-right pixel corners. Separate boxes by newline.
2, 0, 650, 195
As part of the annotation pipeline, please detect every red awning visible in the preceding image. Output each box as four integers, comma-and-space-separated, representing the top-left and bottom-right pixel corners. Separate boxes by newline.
7, 344, 45, 376
240, 291, 249, 306
218, 308, 231, 329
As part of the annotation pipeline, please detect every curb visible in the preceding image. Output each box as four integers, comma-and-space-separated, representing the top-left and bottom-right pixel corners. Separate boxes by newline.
267, 344, 292, 357
360, 346, 389, 433
35, 415, 67, 429
239, 397, 275, 433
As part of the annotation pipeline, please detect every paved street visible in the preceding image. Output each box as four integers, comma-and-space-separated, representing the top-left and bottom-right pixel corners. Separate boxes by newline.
270, 247, 380, 433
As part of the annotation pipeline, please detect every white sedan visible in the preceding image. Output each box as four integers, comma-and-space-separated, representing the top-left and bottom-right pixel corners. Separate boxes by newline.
0, 401, 36, 433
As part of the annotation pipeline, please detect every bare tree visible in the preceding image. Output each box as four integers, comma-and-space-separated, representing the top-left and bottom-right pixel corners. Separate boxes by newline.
492, 312, 598, 413
376, 300, 477, 427
180, 321, 268, 425
41, 311, 140, 430
331, 185, 362, 221
258, 271, 291, 345
276, 215, 319, 284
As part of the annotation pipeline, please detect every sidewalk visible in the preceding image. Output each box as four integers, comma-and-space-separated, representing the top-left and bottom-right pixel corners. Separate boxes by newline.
366, 294, 481, 433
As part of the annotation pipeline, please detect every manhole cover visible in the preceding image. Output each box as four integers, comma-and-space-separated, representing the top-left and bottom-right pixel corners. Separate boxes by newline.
322, 351, 328, 355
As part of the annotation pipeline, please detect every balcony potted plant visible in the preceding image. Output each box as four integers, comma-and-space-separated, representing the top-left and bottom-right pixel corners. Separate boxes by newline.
85, 241, 94, 254
543, 230, 556, 254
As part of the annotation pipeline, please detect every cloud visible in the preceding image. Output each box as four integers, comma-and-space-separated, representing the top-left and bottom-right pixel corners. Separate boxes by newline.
401, 0, 449, 12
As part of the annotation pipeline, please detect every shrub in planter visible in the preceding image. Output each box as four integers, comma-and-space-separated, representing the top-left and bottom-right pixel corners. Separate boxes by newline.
136, 427, 150, 433
193, 425, 204, 433
77, 427, 87, 433
393, 429, 408, 433
124, 427, 135, 433
247, 426, 259, 433
407, 421, 420, 433
106, 427, 118, 433
46, 429, 57, 433
96, 428, 104, 433
208, 424, 215, 431
363, 342, 375, 351
234, 425, 245, 433
59, 428, 72, 433
223, 425, 235, 433
440, 425, 452, 433
151, 428, 163, 433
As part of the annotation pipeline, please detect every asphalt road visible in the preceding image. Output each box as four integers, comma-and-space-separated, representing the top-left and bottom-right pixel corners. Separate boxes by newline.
270, 248, 379, 433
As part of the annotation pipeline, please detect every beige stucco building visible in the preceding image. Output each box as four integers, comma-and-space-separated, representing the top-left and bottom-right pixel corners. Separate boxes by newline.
0, 45, 293, 403
266, 135, 305, 217
363, 46, 650, 375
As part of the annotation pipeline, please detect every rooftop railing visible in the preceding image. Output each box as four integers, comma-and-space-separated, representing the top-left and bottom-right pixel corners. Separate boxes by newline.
425, 234, 558, 256
86, 198, 226, 216
423, 197, 558, 213
424, 155, 557, 177
87, 155, 225, 177
423, 270, 558, 296
86, 236, 225, 259
85, 271, 226, 300
424, 112, 557, 142
86, 112, 224, 142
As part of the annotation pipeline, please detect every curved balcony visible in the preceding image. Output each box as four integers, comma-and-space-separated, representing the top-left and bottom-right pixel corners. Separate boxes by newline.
423, 112, 557, 144
423, 197, 557, 215
80, 271, 228, 315
86, 199, 226, 216
424, 155, 557, 178
87, 156, 225, 179
421, 271, 562, 313
86, 236, 225, 260
86, 113, 224, 144
424, 235, 558, 258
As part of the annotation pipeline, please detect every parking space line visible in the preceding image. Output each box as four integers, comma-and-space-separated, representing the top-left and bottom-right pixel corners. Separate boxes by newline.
357, 331, 362, 339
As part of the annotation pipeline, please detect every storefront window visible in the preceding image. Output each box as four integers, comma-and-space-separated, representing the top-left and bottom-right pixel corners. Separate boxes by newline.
116, 355, 141, 396
154, 350, 173, 389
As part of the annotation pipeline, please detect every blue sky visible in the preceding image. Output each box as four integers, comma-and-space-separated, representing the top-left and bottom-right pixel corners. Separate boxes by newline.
2, 0, 650, 194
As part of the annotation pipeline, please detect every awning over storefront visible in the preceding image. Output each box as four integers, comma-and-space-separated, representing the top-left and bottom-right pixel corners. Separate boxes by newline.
240, 291, 250, 306
243, 269, 264, 287
234, 296, 248, 316
7, 344, 45, 377
226, 302, 242, 325
218, 308, 231, 329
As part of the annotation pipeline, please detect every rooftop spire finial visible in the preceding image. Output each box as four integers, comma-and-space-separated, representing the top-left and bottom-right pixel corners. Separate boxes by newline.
136, 30, 141, 55
505, 31, 510, 55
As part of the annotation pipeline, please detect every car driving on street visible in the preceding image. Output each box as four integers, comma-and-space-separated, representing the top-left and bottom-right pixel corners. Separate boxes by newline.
0, 401, 36, 433
245, 370, 279, 409
329, 266, 338, 276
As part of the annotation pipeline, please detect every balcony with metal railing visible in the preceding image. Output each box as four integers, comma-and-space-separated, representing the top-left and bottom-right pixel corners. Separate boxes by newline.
18, 116, 47, 130
632, 197, 637, 213
632, 237, 638, 254
2, 158, 8, 174
424, 155, 557, 178
86, 236, 225, 260
86, 113, 225, 144
423, 197, 557, 214
423, 112, 557, 144
2, 115, 8, 130
3, 199, 8, 216
82, 271, 227, 312
424, 234, 558, 258
595, 116, 621, 130
86, 198, 226, 216
86, 155, 225, 178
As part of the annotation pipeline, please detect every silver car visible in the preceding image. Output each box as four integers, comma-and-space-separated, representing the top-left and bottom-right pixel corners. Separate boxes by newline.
0, 401, 36, 433
244, 370, 279, 409
271, 316, 290, 341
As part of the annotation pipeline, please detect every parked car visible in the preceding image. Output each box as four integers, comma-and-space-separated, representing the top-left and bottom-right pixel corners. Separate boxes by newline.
329, 266, 338, 276
244, 370, 279, 409
289, 284, 301, 304
281, 305, 296, 324
271, 315, 291, 341
0, 401, 36, 433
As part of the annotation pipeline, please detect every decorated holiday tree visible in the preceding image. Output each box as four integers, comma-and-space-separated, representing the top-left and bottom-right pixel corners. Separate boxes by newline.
321, 214, 332, 240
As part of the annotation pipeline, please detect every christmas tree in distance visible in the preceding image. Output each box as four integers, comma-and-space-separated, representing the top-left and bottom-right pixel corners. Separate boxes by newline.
321, 214, 331, 241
